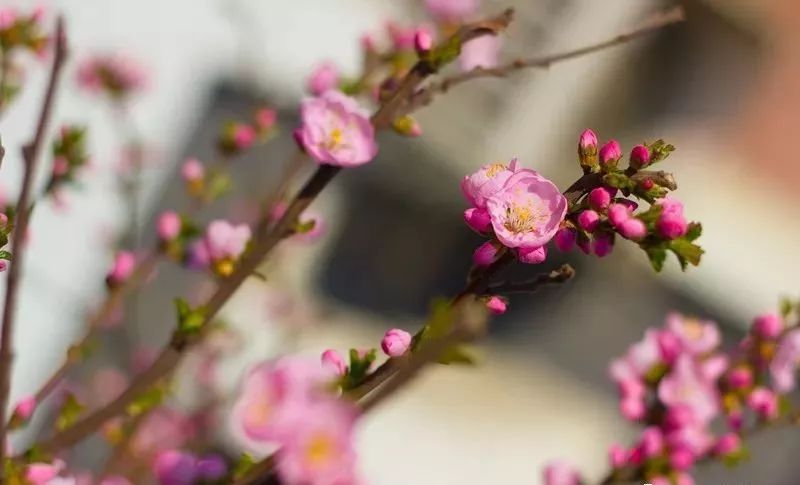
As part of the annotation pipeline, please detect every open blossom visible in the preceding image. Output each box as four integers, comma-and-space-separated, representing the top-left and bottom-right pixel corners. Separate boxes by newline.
770, 328, 800, 392
307, 62, 339, 95
666, 313, 720, 355
461, 159, 519, 209
26, 460, 67, 485
485, 169, 567, 250
424, 0, 478, 22
204, 220, 251, 262
276, 399, 360, 485
296, 90, 377, 167
658, 355, 719, 424
459, 35, 501, 71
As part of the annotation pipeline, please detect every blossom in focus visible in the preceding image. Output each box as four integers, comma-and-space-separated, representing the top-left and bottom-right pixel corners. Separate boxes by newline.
381, 328, 412, 357
296, 90, 377, 167
485, 169, 568, 250
459, 35, 501, 71
461, 159, 519, 209
424, 0, 479, 22
307, 62, 339, 95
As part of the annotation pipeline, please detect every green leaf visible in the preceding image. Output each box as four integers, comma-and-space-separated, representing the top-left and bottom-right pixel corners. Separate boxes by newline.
685, 222, 702, 242
174, 298, 206, 335
126, 385, 166, 417
645, 245, 667, 272
345, 348, 377, 386
438, 344, 478, 365
430, 36, 463, 68
669, 239, 704, 270
56, 392, 84, 431
0, 250, 11, 260
602, 172, 632, 191
647, 139, 676, 164
233, 453, 256, 479
780, 298, 795, 319
414, 299, 456, 350
294, 219, 316, 235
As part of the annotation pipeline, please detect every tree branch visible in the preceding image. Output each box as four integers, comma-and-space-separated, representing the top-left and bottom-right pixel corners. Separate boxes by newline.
0, 16, 68, 470
488, 264, 575, 294
563, 170, 677, 205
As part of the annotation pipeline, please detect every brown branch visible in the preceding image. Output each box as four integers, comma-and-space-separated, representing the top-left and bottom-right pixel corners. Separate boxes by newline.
29, 9, 516, 456
0, 16, 68, 470
488, 264, 575, 294
403, 5, 685, 116
564, 170, 677, 205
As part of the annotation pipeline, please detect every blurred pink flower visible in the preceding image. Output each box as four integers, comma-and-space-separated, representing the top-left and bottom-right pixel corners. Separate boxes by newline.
542, 460, 580, 485
107, 250, 136, 285
204, 220, 251, 261
425, 0, 479, 22
770, 328, 800, 392
658, 355, 719, 424
296, 90, 377, 167
307, 62, 339, 96
459, 35, 501, 71
666, 313, 721, 355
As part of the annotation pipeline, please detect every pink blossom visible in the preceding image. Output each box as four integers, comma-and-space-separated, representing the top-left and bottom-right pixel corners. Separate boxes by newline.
424, 0, 478, 22
485, 296, 507, 315
107, 250, 136, 284
517, 245, 547, 264
381, 328, 412, 357
554, 227, 576, 252
753, 312, 784, 339
770, 329, 800, 392
321, 349, 347, 377
669, 448, 695, 471
576, 210, 599, 232
713, 432, 741, 456
153, 449, 197, 485
599, 140, 622, 165
657, 197, 684, 216
255, 108, 277, 131
664, 404, 696, 431
658, 355, 719, 424
629, 144, 650, 170
204, 220, 251, 261
297, 90, 377, 167
306, 62, 339, 96
157, 211, 181, 241
233, 124, 256, 149
592, 233, 614, 257
579, 129, 598, 152
542, 460, 580, 485
276, 399, 360, 485
0, 260, 7, 272
665, 423, 714, 456
666, 313, 721, 355
130, 408, 195, 457
608, 443, 627, 468
76, 54, 147, 98
700, 354, 729, 382
414, 28, 434, 53
386, 22, 415, 50
657, 212, 688, 240
0, 8, 17, 30
52, 156, 69, 176
618, 218, 646, 240
588, 188, 611, 211
727, 366, 753, 390
639, 426, 664, 458
619, 395, 646, 421
459, 35, 501, 71
625, 329, 664, 376
461, 159, 519, 209
464, 207, 492, 233
181, 158, 204, 182
607, 203, 631, 227
485, 169, 568, 249
747, 387, 779, 420
25, 460, 66, 485
473, 240, 501, 267
13, 395, 37, 421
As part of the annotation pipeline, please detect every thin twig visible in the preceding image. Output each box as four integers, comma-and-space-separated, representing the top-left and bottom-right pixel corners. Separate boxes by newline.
403, 5, 685, 116
563, 170, 677, 205
29, 9, 517, 456
488, 264, 575, 294
0, 16, 68, 470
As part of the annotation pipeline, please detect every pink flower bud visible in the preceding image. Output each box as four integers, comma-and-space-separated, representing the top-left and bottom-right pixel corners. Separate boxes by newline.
592, 233, 614, 257
157, 211, 181, 241
0, 260, 7, 272
107, 251, 136, 284
579, 129, 597, 151
664, 404, 694, 431
578, 129, 598, 170
576, 210, 600, 233
254, 108, 277, 131
473, 241, 501, 267
618, 218, 646, 240
727, 366, 753, 390
13, 395, 36, 421
381, 328, 412, 357
414, 28, 433, 54
656, 197, 684, 216
464, 207, 492, 234
153, 450, 197, 485
52, 156, 69, 177
542, 460, 580, 485
321, 349, 347, 376
588, 188, 611, 211
629, 144, 650, 170
306, 62, 339, 96
181, 158, 204, 182
639, 178, 654, 190
233, 125, 256, 149
485, 296, 507, 315
656, 330, 681, 364
599, 140, 622, 165
554, 227, 576, 252
608, 444, 627, 468
517, 245, 547, 265
361, 34, 376, 52
712, 433, 741, 458
753, 312, 784, 339
607, 203, 631, 227
657, 213, 688, 240
620, 396, 645, 420
669, 448, 694, 471
640, 426, 664, 458
747, 387, 778, 420
618, 377, 645, 399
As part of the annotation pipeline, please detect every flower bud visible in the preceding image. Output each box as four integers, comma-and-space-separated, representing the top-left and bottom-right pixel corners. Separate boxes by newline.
592, 233, 614, 257
554, 227, 576, 252
669, 449, 694, 471
618, 218, 646, 240
577, 129, 598, 171
747, 387, 779, 420
473, 240, 501, 267
656, 213, 687, 240
639, 178, 654, 190
12, 395, 36, 421
608, 444, 627, 468
153, 450, 197, 485
306, 62, 339, 96
599, 140, 622, 167
629, 144, 650, 170
517, 245, 547, 265
588, 187, 611, 211
181, 158, 204, 183
196, 454, 227, 481
381, 328, 412, 357
713, 433, 741, 456
640, 427, 664, 458
414, 28, 433, 54
254, 108, 277, 132
157, 211, 181, 241
464, 207, 492, 234
233, 124, 256, 149
576, 210, 600, 233
485, 296, 507, 315
321, 349, 347, 376
392, 115, 422, 137
107, 251, 136, 285
607, 203, 631, 227
620, 396, 645, 420
726, 366, 753, 390
752, 312, 784, 339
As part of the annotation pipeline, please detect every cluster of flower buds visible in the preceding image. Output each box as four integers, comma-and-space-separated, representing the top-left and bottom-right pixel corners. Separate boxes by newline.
45, 125, 89, 196
544, 303, 800, 485
231, 358, 361, 484
556, 130, 703, 271
217, 107, 278, 156
0, 5, 48, 56
321, 328, 412, 380
76, 53, 147, 100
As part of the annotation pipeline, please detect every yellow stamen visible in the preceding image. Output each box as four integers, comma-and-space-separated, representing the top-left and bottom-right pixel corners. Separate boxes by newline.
325, 128, 344, 150
485, 163, 507, 178
504, 204, 539, 233
305, 433, 335, 468
214, 259, 235, 277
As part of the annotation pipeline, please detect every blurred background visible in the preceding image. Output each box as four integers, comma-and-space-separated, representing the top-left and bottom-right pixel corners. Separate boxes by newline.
1, 0, 800, 483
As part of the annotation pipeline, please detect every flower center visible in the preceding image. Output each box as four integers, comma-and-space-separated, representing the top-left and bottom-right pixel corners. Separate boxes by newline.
305, 432, 335, 468
485, 163, 507, 178
683, 319, 704, 340
325, 127, 344, 150
504, 204, 539, 233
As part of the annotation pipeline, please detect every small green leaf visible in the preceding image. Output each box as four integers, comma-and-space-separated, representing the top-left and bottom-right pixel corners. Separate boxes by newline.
126, 386, 166, 417
414, 299, 456, 350
669, 239, 704, 269
438, 344, 478, 365
645, 245, 667, 272
647, 139, 676, 164
685, 222, 702, 242
294, 219, 316, 235
174, 298, 206, 335
602, 172, 632, 191
233, 453, 256, 479
0, 250, 11, 260
780, 298, 795, 319
344, 348, 377, 387
56, 393, 84, 431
